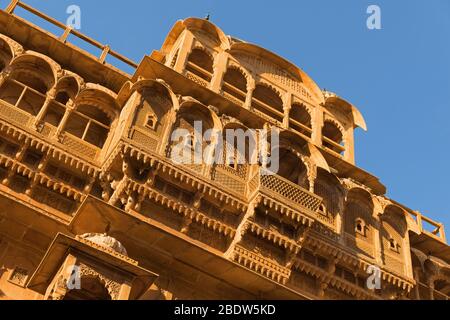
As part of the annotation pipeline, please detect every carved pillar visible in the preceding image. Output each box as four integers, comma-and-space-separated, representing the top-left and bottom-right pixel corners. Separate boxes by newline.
209, 52, 228, 92
283, 93, 292, 129
0, 70, 11, 88
2, 139, 30, 186
313, 107, 324, 146
244, 79, 255, 110
343, 126, 355, 164
317, 279, 329, 298
173, 31, 195, 73
374, 214, 384, 266
108, 154, 131, 207
33, 90, 56, 129
55, 101, 75, 138
413, 268, 421, 300
307, 164, 317, 193
223, 196, 258, 259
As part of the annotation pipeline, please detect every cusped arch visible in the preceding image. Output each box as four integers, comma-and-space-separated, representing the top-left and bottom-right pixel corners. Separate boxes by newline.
54, 74, 82, 103
289, 102, 312, 137
252, 81, 284, 122
64, 273, 112, 300
322, 118, 345, 154
225, 63, 251, 85
222, 64, 250, 103
278, 129, 330, 174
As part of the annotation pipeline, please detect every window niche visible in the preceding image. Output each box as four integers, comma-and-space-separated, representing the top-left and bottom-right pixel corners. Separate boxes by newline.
355, 219, 366, 237
145, 113, 158, 131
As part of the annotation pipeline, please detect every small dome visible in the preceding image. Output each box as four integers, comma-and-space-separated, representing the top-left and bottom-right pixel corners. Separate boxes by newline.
79, 233, 128, 256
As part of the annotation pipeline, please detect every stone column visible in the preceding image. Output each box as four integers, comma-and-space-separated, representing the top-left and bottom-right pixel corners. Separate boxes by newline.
283, 93, 292, 129
173, 31, 195, 73
55, 101, 75, 138
244, 79, 255, 110
33, 90, 56, 129
209, 52, 228, 92
343, 126, 355, 164
312, 107, 324, 146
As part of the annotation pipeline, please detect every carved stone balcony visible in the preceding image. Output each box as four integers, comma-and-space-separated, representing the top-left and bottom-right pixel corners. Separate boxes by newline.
255, 170, 323, 224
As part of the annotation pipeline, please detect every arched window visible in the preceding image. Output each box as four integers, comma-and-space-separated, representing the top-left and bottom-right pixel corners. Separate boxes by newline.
355, 218, 366, 237
381, 205, 407, 257
289, 103, 312, 137
64, 105, 111, 148
169, 103, 215, 170
0, 39, 13, 72
222, 68, 247, 105
252, 84, 284, 123
344, 189, 374, 238
42, 76, 80, 128
0, 55, 55, 117
218, 124, 256, 180
322, 121, 344, 155
185, 48, 214, 85
314, 169, 342, 221
276, 147, 309, 189
63, 276, 112, 300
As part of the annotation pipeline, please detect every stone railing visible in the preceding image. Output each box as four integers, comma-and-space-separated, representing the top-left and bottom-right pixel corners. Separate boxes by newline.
59, 132, 100, 161
259, 171, 322, 213
0, 99, 33, 127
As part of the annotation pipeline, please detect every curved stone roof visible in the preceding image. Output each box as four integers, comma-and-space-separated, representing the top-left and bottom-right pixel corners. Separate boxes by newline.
79, 233, 128, 256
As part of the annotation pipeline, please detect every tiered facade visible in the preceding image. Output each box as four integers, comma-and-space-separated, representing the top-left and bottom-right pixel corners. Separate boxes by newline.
0, 1, 448, 300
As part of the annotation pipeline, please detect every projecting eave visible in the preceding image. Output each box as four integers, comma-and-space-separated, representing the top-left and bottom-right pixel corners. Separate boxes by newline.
322, 150, 386, 195
68, 197, 312, 300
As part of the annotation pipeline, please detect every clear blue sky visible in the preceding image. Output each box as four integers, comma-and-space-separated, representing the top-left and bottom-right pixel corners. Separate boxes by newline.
6, 0, 450, 229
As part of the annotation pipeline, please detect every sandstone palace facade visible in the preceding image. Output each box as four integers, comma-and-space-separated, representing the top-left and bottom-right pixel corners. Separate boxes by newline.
0, 1, 448, 300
